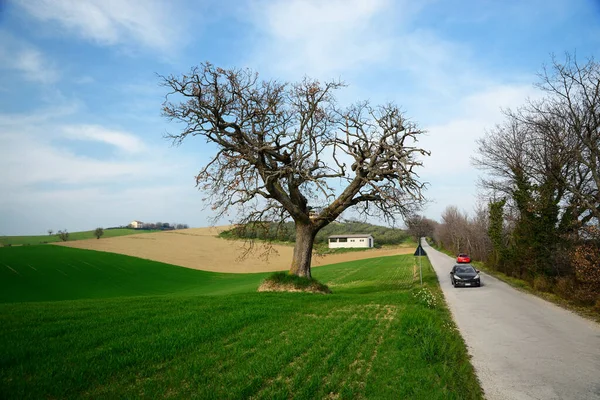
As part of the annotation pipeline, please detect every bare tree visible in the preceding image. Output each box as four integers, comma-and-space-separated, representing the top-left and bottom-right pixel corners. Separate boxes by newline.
471, 53, 600, 281
161, 63, 429, 277
534, 54, 600, 223
474, 54, 600, 227
468, 203, 492, 261
404, 213, 437, 242
435, 206, 469, 255
94, 227, 104, 239
57, 230, 69, 242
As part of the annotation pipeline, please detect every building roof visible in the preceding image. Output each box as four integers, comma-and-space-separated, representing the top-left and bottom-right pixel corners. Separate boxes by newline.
328, 234, 374, 239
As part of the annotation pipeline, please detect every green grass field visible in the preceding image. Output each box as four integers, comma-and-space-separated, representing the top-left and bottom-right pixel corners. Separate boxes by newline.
0, 246, 482, 399
0, 246, 266, 302
0, 228, 160, 246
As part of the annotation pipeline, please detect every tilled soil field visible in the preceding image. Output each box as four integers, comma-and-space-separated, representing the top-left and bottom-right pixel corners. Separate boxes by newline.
54, 226, 415, 273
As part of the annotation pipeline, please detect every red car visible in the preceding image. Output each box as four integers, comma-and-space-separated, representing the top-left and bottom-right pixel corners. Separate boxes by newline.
456, 253, 471, 263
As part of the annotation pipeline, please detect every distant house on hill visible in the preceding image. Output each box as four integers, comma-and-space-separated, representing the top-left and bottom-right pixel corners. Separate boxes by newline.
328, 234, 374, 249
129, 220, 144, 229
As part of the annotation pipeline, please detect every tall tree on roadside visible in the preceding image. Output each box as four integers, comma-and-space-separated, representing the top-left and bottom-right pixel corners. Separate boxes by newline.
94, 227, 104, 239
161, 63, 429, 278
473, 53, 600, 279
532, 54, 600, 223
488, 199, 506, 271
435, 206, 469, 254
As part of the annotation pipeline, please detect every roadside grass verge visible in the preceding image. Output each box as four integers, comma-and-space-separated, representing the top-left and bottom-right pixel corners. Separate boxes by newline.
0, 228, 160, 246
0, 248, 482, 399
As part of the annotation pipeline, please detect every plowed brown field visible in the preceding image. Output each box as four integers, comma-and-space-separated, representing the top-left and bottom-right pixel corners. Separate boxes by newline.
54, 226, 415, 273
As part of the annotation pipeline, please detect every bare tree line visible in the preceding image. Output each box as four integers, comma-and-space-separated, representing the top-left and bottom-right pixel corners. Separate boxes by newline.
430, 205, 491, 262
436, 54, 599, 309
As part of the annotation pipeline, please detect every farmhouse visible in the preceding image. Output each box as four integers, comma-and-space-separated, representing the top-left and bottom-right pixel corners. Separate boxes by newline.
129, 220, 144, 229
328, 234, 374, 249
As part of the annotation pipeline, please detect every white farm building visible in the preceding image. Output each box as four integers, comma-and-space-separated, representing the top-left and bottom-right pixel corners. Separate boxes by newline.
328, 234, 374, 249
129, 220, 144, 229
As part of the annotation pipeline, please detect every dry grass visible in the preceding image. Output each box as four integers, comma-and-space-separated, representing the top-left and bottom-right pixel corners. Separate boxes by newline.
53, 226, 415, 273
257, 281, 331, 294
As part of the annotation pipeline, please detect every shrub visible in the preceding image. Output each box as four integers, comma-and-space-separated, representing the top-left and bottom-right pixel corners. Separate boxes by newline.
554, 276, 576, 300
594, 299, 600, 314
533, 275, 553, 293
572, 286, 599, 306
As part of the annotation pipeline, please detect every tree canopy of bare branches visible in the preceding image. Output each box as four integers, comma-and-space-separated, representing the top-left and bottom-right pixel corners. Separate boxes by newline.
404, 213, 438, 242
161, 63, 429, 278
472, 54, 600, 279
434, 205, 491, 261
473, 54, 600, 228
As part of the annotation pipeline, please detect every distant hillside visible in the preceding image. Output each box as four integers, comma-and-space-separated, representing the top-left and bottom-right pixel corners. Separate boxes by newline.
220, 221, 410, 246
0, 228, 160, 246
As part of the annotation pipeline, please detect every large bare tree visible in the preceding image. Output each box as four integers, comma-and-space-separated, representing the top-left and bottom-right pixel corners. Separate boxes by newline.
161, 63, 429, 278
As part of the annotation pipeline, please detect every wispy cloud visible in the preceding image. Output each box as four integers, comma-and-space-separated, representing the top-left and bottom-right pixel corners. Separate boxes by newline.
0, 131, 150, 187
0, 108, 181, 188
421, 83, 540, 178
16, 0, 186, 53
0, 32, 59, 83
0, 105, 204, 234
246, 0, 400, 78
62, 125, 147, 154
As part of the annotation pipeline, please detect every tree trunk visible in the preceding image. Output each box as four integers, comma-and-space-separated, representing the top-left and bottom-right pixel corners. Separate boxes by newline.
290, 222, 316, 278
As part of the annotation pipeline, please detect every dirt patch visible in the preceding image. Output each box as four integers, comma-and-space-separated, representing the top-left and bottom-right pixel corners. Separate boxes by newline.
54, 226, 415, 273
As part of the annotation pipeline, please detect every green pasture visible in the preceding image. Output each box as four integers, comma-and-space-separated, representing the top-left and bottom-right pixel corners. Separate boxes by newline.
0, 228, 159, 246
0, 246, 266, 302
0, 245, 482, 399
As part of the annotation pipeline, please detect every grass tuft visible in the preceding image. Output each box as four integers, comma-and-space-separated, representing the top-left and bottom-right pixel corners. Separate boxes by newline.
258, 272, 332, 294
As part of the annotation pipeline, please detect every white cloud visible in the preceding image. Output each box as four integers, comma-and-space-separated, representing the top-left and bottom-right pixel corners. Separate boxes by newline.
0, 101, 210, 235
0, 107, 186, 189
62, 125, 147, 154
16, 0, 185, 53
0, 32, 59, 83
413, 83, 543, 221
420, 83, 540, 178
0, 131, 151, 187
247, 0, 399, 78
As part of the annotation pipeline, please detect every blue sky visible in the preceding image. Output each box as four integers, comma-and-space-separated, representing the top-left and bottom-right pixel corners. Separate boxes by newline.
1, 0, 599, 235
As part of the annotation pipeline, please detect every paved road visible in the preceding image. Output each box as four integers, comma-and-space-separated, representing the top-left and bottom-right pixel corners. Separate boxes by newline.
422, 240, 600, 400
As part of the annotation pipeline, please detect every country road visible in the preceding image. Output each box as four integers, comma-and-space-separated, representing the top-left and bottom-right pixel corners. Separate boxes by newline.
423, 240, 600, 400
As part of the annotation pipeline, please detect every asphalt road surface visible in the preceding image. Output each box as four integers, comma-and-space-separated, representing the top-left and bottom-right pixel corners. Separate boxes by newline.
422, 240, 600, 400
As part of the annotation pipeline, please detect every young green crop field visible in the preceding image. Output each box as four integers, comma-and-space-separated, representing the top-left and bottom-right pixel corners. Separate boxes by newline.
0, 246, 482, 399
0, 228, 160, 246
